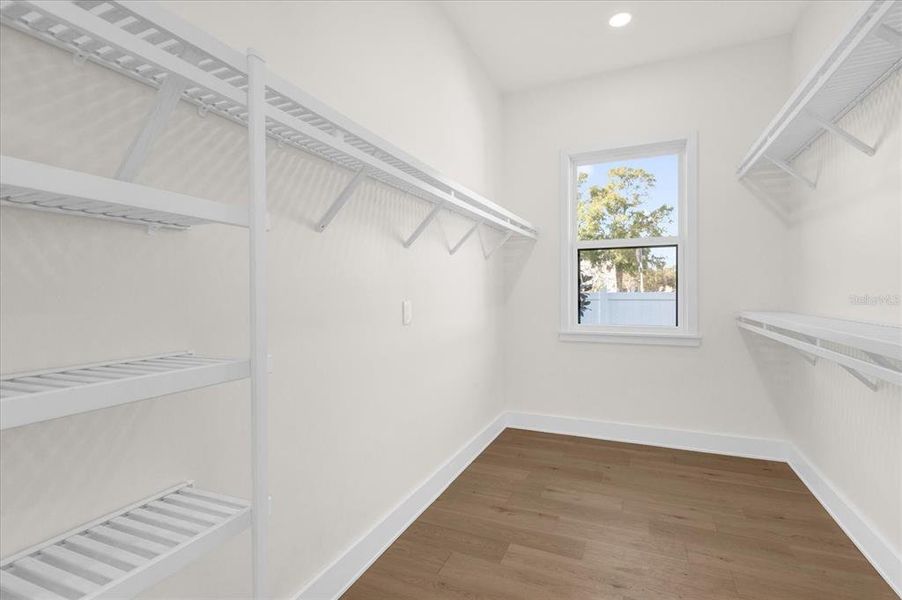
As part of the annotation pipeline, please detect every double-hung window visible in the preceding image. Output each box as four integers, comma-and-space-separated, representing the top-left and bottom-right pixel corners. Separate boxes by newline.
560, 135, 699, 346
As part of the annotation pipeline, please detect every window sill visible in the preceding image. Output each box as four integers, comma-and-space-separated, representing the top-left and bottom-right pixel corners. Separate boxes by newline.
559, 330, 702, 347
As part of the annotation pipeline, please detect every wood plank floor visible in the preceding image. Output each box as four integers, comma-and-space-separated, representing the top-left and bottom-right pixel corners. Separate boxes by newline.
342, 428, 896, 600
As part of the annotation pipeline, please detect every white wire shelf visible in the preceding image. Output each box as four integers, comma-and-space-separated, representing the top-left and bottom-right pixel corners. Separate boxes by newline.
738, 311, 902, 389
0, 352, 250, 430
0, 482, 250, 599
0, 0, 538, 242
0, 155, 249, 229
737, 0, 902, 215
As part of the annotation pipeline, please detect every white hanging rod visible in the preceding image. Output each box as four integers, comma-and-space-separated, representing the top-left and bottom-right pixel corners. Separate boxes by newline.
737, 0, 901, 181
0, 1, 537, 242
737, 312, 902, 390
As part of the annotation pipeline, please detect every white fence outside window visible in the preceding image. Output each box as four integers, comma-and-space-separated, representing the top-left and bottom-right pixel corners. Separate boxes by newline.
581, 291, 676, 326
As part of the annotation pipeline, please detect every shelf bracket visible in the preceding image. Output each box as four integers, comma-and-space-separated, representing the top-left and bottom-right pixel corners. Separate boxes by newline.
795, 348, 818, 366
478, 224, 513, 259
805, 110, 876, 156
763, 155, 816, 190
449, 222, 480, 255
317, 167, 367, 231
116, 48, 201, 182
875, 23, 902, 48
840, 364, 880, 391
404, 200, 445, 248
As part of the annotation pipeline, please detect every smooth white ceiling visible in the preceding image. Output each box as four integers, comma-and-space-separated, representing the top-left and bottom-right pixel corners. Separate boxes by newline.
439, 1, 810, 92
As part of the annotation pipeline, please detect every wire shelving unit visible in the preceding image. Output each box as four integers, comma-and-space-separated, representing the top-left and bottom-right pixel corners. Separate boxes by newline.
738, 311, 902, 390
0, 0, 538, 597
0, 0, 537, 247
736, 0, 902, 220
735, 1, 902, 391
0, 1, 270, 596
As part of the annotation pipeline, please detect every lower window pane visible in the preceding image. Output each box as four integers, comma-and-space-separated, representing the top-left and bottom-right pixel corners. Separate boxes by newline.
578, 246, 677, 327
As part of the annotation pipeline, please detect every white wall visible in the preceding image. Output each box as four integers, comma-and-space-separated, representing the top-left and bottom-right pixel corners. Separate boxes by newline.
765, 0, 902, 558
790, 0, 870, 88
499, 4, 901, 563
500, 38, 792, 439
0, 2, 506, 598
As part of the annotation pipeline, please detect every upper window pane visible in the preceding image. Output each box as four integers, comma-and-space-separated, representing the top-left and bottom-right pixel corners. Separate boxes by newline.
576, 154, 679, 240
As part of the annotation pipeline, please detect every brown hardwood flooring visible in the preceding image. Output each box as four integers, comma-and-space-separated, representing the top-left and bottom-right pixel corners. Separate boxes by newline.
342, 428, 897, 600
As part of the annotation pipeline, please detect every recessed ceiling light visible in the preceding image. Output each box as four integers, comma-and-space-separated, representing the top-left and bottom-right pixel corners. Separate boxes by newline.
608, 12, 632, 28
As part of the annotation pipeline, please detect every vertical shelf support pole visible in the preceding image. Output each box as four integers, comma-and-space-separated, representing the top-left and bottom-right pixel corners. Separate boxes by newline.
247, 48, 269, 599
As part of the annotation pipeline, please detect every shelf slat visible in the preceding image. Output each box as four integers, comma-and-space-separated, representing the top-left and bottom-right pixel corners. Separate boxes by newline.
0, 156, 249, 229
0, 483, 251, 599
738, 311, 902, 387
0, 352, 250, 430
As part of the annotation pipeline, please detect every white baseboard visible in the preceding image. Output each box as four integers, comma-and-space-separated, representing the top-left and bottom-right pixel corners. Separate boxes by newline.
294, 411, 901, 599
785, 446, 901, 598
506, 411, 789, 461
295, 413, 510, 599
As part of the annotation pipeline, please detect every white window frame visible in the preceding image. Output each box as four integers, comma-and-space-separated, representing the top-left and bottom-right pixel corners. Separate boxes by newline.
559, 134, 700, 346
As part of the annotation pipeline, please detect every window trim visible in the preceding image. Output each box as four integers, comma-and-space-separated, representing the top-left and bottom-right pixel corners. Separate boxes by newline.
559, 134, 700, 346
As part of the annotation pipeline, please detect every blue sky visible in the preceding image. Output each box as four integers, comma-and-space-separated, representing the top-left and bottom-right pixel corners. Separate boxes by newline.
577, 154, 679, 237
